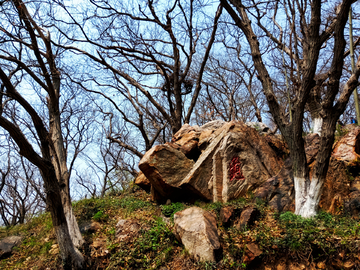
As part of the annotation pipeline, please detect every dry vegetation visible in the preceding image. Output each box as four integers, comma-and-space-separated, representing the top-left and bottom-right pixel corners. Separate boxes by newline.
1, 186, 360, 270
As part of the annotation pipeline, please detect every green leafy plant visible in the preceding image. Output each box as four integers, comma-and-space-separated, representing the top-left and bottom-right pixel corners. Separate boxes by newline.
118, 197, 152, 212
160, 202, 185, 218
93, 210, 108, 222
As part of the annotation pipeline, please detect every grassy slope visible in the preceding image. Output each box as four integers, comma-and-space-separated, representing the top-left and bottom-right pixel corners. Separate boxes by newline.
1, 187, 359, 270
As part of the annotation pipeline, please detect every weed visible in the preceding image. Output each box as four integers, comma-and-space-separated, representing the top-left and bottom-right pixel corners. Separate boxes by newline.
197, 260, 217, 269
93, 210, 109, 222
205, 201, 223, 213
107, 227, 116, 236
40, 241, 53, 254
160, 202, 185, 218
118, 197, 152, 212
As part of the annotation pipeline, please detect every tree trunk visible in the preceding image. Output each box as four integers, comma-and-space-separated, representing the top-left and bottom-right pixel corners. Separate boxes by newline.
294, 175, 322, 218
42, 168, 84, 269
312, 117, 323, 135
61, 188, 84, 247
49, 105, 84, 248
307, 85, 323, 135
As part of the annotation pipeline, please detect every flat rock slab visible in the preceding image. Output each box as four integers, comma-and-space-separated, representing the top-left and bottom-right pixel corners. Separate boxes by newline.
174, 207, 220, 262
0, 236, 23, 258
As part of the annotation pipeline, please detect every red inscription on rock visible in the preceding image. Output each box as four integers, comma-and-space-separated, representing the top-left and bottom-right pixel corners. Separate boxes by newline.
229, 156, 245, 182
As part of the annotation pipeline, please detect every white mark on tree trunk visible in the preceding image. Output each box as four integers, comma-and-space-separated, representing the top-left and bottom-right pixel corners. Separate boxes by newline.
295, 176, 323, 218
64, 205, 84, 247
294, 176, 307, 215
312, 117, 323, 135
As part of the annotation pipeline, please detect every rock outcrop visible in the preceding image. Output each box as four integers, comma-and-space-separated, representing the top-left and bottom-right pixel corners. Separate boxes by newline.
137, 121, 360, 215
174, 207, 220, 262
138, 120, 283, 203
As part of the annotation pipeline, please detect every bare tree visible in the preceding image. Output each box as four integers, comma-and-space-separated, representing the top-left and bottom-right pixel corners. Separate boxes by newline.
221, 0, 360, 217
76, 113, 138, 198
198, 33, 266, 123
0, 0, 84, 268
49, 0, 223, 166
0, 157, 45, 226
0, 142, 11, 227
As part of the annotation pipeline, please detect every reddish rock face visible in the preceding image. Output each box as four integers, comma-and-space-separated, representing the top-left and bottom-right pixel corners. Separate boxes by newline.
134, 172, 151, 192
219, 206, 234, 226
235, 207, 260, 230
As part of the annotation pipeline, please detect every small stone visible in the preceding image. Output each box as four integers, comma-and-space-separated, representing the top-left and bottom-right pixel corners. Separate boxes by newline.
276, 262, 286, 270
247, 243, 262, 257
343, 260, 355, 270
80, 221, 101, 233
243, 242, 262, 264
219, 206, 234, 226
116, 219, 141, 241
317, 261, 326, 269
235, 207, 260, 229
0, 236, 23, 258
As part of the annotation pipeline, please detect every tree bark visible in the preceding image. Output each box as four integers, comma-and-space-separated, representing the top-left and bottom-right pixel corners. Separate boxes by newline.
49, 88, 84, 248
42, 167, 84, 269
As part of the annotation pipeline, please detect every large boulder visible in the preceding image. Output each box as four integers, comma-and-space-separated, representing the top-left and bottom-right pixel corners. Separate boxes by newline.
139, 121, 284, 203
255, 158, 294, 212
174, 207, 220, 262
138, 144, 195, 202
138, 121, 360, 213
0, 236, 23, 258
209, 122, 282, 202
